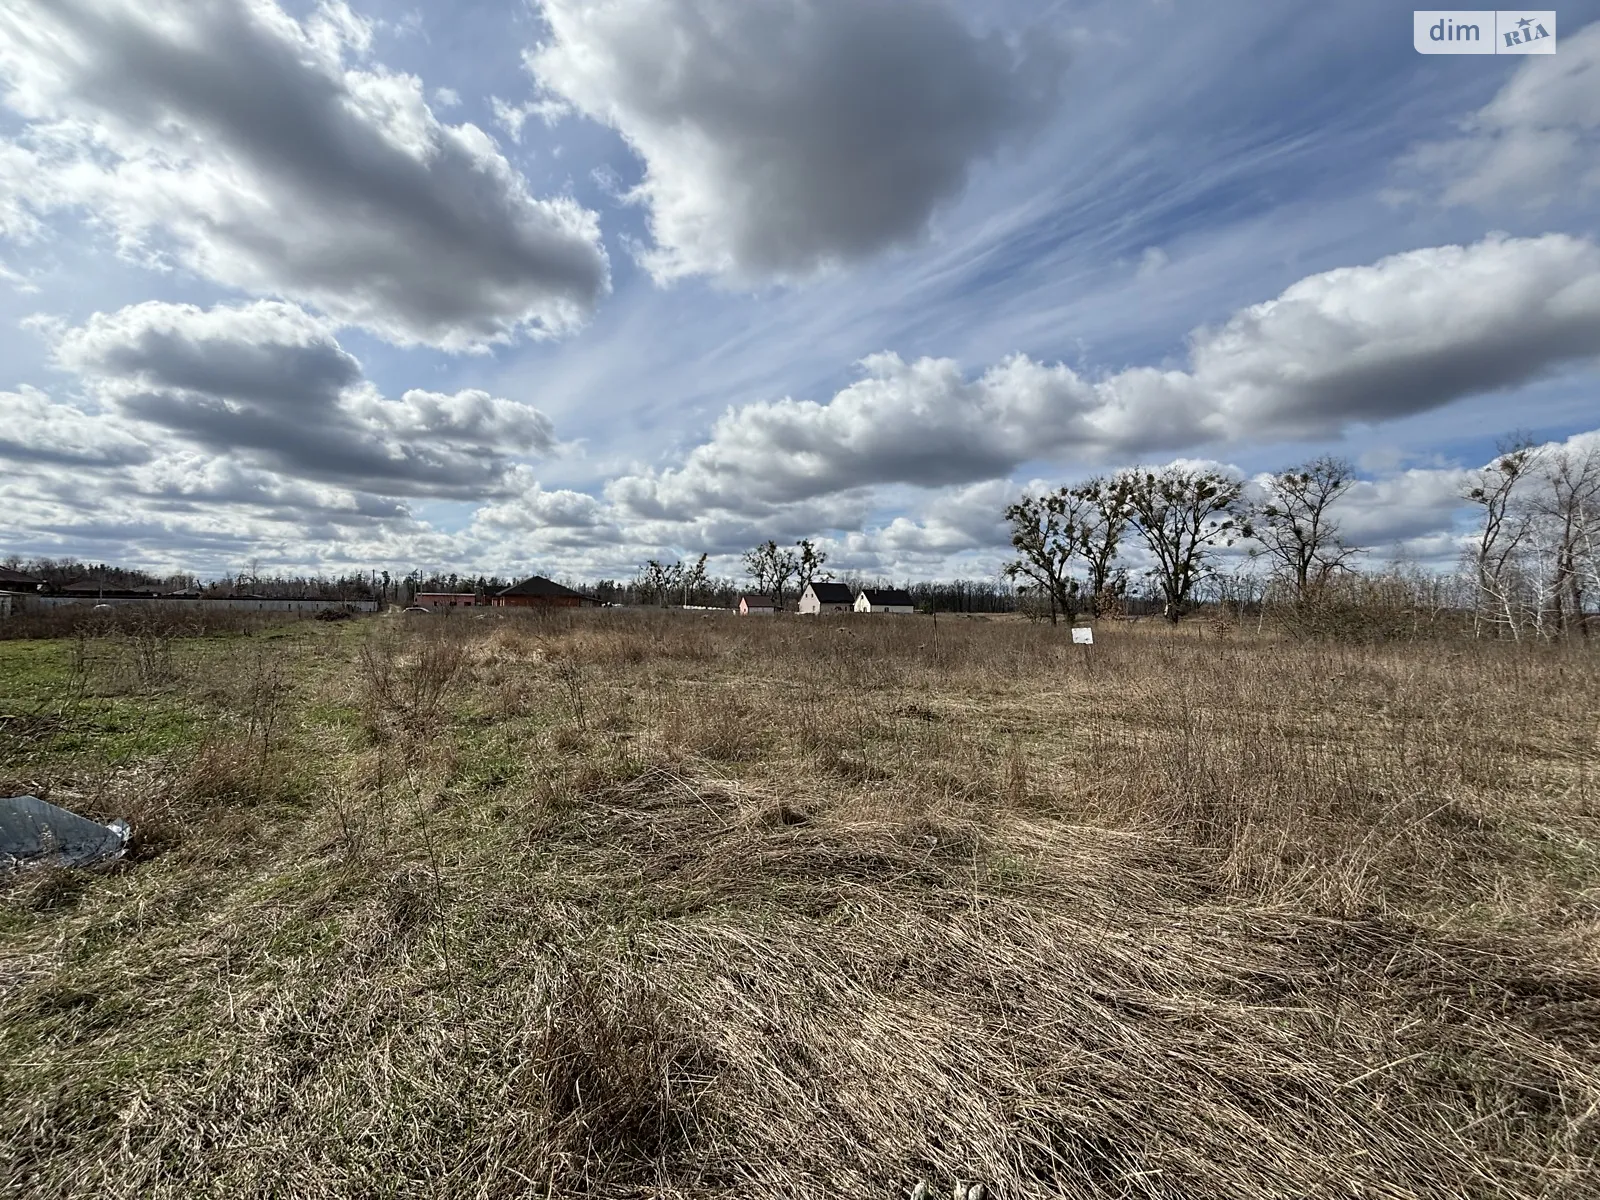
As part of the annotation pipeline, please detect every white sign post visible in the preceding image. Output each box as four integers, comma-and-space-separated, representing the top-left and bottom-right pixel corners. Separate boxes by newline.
1072, 624, 1094, 675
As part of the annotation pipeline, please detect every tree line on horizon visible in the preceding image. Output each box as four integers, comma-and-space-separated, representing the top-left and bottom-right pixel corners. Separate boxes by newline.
1002, 439, 1598, 639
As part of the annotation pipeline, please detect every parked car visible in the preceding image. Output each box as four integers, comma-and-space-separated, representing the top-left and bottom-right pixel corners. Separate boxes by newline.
401, 605, 431, 614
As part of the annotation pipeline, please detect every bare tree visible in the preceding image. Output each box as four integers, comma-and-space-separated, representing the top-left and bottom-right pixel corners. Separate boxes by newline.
1116, 466, 1245, 622
1246, 455, 1363, 601
1464, 438, 1540, 640
1534, 443, 1599, 639
1576, 454, 1600, 624
795, 539, 830, 599
743, 540, 799, 608
1068, 475, 1130, 615
1002, 489, 1087, 624
681, 553, 710, 606
636, 558, 684, 607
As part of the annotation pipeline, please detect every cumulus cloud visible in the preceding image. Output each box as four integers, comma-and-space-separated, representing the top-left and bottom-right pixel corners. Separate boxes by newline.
50, 300, 556, 497
127, 451, 413, 525
0, 0, 609, 349
474, 476, 610, 531
607, 352, 1094, 516
871, 481, 1014, 556
621, 493, 875, 560
490, 95, 568, 144
0, 385, 151, 468
1325, 467, 1475, 548
528, 0, 1065, 284
611, 234, 1600, 517
0, 443, 438, 575
1401, 20, 1600, 208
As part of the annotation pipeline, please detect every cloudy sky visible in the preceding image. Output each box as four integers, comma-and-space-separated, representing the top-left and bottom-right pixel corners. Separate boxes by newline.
1, 0, 1598, 583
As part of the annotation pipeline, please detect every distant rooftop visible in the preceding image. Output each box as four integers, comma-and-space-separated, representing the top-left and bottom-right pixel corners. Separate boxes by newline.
497, 575, 591, 599
0, 566, 44, 587
860, 588, 916, 607
806, 582, 854, 603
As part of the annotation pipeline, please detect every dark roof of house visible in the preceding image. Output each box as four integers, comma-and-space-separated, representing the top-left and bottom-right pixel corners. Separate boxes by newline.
859, 588, 916, 607
0, 566, 43, 586
805, 581, 854, 604
739, 594, 777, 607
60, 580, 162, 596
497, 575, 589, 599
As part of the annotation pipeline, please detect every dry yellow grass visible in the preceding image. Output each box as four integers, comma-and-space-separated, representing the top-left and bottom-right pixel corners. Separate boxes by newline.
2, 609, 1598, 1198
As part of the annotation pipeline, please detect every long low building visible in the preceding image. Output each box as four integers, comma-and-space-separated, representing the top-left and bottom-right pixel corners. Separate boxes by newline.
0, 567, 44, 592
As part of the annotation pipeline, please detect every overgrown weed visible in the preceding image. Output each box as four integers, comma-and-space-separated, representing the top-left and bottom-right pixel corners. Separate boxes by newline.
2, 611, 1597, 1198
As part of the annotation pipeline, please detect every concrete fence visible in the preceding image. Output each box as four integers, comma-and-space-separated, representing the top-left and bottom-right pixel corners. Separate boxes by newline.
11, 595, 380, 616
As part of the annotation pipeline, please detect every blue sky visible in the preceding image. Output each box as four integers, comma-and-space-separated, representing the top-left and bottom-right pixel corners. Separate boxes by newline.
1, 0, 1597, 583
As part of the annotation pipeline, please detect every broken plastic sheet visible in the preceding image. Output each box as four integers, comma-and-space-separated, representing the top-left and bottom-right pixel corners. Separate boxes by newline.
0, 795, 131, 871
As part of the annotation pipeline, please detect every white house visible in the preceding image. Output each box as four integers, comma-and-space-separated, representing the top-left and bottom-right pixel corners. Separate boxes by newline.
738, 594, 777, 615
855, 587, 916, 614
799, 581, 854, 614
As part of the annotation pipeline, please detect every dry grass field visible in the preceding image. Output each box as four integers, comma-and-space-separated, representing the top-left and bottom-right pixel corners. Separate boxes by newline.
2, 609, 1598, 1198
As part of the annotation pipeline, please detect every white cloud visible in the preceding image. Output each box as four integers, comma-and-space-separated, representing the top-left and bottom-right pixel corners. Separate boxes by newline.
1400, 20, 1600, 208
872, 481, 1014, 556
0, 0, 609, 350
607, 351, 1099, 516
611, 234, 1600, 517
0, 142, 47, 242
46, 300, 556, 497
490, 95, 568, 143
1136, 246, 1168, 278
528, 0, 1065, 284
473, 476, 610, 532
0, 384, 151, 468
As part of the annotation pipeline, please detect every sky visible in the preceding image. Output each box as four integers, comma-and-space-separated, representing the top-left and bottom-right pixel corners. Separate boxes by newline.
0, 0, 1597, 585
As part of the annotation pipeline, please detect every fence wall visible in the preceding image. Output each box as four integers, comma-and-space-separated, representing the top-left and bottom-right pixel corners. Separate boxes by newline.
12, 596, 379, 616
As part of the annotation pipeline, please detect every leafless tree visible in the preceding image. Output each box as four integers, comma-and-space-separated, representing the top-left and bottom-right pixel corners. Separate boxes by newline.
1246, 455, 1363, 602
1116, 466, 1245, 622
1068, 475, 1130, 615
743, 540, 799, 608
1533, 442, 1599, 638
1002, 489, 1088, 624
680, 553, 710, 606
1464, 438, 1540, 639
635, 558, 684, 607
795, 539, 830, 599
1576, 459, 1600, 623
